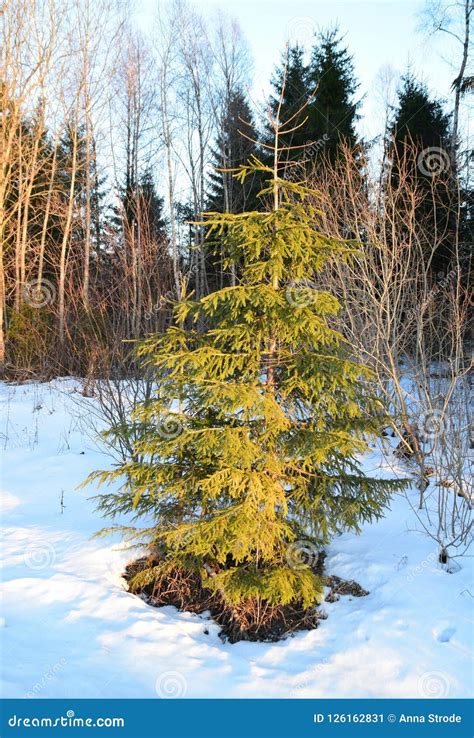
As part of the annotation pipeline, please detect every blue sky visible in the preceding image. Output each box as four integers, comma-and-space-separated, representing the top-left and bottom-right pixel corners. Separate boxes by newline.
138, 0, 463, 141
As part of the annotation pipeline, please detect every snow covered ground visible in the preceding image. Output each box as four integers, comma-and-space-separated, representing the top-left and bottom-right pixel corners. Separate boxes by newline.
1, 380, 472, 699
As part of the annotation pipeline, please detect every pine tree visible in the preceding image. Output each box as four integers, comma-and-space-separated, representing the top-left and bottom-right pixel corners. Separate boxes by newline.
206, 88, 259, 290
390, 74, 451, 154
265, 45, 312, 160
207, 88, 259, 215
135, 168, 167, 243
389, 73, 454, 273
307, 28, 360, 164
117, 169, 166, 242
57, 122, 107, 260
263, 32, 359, 173
3, 112, 59, 280
89, 122, 405, 637
110, 167, 167, 270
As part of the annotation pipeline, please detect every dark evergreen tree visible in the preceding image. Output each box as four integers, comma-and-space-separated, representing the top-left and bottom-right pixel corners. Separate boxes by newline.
389, 73, 454, 273
112, 168, 167, 258
390, 74, 451, 154
263, 32, 359, 173
89, 136, 108, 255
207, 89, 259, 214
4, 112, 59, 271
458, 169, 473, 273
264, 45, 312, 161
135, 168, 167, 243
56, 122, 108, 294
307, 29, 360, 165
206, 88, 259, 289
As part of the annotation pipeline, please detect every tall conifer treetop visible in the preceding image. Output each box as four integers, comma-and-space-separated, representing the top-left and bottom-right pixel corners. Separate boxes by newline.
265, 31, 360, 171
266, 45, 311, 155
90, 99, 405, 618
389, 73, 454, 272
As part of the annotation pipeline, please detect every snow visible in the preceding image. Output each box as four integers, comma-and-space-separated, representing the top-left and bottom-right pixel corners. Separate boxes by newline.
1, 380, 472, 699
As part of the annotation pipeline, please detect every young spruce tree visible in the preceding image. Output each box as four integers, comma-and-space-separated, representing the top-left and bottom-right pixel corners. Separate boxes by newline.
90, 94, 404, 632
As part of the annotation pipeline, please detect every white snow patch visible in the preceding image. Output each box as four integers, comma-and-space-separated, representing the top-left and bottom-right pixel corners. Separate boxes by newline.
0, 380, 472, 698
